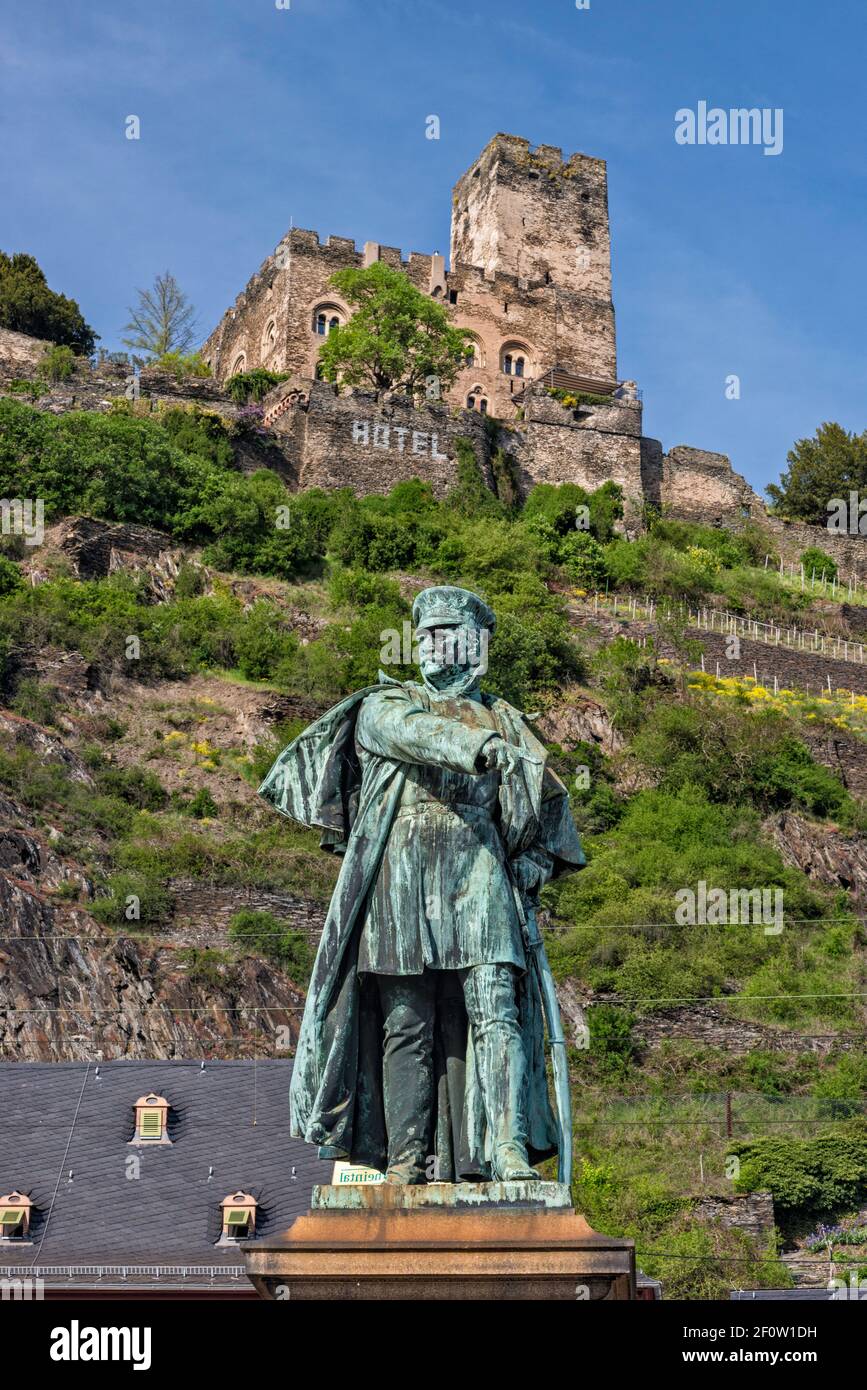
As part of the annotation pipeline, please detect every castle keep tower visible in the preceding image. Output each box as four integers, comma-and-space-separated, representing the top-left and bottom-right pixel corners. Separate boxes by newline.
451, 134, 613, 304
446, 134, 617, 410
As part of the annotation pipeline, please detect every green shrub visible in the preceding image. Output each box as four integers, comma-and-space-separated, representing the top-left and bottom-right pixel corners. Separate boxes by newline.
225, 368, 288, 404
0, 555, 23, 596
152, 351, 211, 379
37, 344, 76, 382
10, 678, 63, 727
233, 600, 299, 683
559, 531, 607, 588
95, 764, 168, 811
730, 1126, 867, 1219
800, 546, 837, 582
229, 908, 316, 984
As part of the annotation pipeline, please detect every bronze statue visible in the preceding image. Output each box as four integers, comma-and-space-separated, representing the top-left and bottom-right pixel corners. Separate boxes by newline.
260, 585, 584, 1184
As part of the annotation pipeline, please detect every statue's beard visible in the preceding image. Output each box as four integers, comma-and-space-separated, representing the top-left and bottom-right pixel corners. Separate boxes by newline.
417, 626, 484, 697
420, 660, 480, 696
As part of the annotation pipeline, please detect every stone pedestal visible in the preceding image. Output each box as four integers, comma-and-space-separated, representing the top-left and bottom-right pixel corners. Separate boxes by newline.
244, 1182, 635, 1300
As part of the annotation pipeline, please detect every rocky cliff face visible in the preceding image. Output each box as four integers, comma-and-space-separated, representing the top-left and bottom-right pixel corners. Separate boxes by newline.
764, 810, 867, 907
0, 796, 307, 1061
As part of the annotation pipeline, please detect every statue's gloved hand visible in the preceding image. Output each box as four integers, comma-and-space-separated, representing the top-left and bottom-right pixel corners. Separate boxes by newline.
512, 849, 554, 897
481, 737, 541, 780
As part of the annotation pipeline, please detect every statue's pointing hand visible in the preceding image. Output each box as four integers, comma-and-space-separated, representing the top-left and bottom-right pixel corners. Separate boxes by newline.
481, 737, 542, 779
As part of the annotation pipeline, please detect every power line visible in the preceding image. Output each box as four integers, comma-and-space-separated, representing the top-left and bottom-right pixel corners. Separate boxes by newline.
2, 914, 865, 942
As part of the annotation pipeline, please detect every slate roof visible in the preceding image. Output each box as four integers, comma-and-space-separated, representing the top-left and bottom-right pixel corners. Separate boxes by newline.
0, 1060, 330, 1288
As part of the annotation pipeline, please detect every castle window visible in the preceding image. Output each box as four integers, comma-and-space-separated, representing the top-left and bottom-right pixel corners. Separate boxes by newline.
501, 342, 533, 377
466, 396, 475, 410
448, 290, 458, 305
479, 399, 488, 415
312, 302, 345, 337
231, 354, 246, 376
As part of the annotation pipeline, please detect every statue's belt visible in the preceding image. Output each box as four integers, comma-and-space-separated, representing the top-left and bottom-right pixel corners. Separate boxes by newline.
392, 801, 494, 821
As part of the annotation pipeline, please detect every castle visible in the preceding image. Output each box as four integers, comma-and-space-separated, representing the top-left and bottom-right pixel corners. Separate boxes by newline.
201, 133, 765, 535
202, 134, 618, 419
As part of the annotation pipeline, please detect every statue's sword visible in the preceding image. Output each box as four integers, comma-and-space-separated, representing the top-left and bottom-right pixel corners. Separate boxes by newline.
516, 889, 573, 1186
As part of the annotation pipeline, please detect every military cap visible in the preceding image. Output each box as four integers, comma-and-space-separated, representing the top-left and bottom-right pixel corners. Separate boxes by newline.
412, 585, 496, 635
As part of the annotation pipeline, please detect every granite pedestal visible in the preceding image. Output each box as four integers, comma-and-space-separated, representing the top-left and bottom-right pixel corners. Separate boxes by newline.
244, 1182, 636, 1300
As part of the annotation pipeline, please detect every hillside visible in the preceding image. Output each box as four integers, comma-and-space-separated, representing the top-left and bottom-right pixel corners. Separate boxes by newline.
2, 384, 867, 1297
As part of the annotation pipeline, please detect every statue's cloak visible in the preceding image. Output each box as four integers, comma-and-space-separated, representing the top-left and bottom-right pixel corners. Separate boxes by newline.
259, 676, 584, 1179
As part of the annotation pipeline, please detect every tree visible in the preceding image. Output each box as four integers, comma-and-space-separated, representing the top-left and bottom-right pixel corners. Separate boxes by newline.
766, 422, 867, 524
317, 261, 473, 395
122, 271, 197, 358
0, 251, 97, 355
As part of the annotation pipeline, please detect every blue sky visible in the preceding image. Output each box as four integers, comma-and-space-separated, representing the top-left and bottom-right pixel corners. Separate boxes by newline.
1, 0, 865, 496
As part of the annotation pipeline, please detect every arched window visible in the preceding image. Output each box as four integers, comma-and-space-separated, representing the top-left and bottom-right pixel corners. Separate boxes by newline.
466, 395, 475, 410
479, 399, 488, 415
231, 353, 246, 376
501, 342, 533, 377
312, 302, 345, 336
262, 320, 277, 356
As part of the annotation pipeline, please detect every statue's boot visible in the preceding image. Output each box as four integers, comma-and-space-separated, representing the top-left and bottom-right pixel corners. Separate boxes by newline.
492, 1141, 539, 1183
464, 965, 539, 1183
385, 1159, 428, 1185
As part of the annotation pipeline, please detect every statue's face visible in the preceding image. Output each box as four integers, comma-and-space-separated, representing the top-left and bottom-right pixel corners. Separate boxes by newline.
418, 624, 473, 689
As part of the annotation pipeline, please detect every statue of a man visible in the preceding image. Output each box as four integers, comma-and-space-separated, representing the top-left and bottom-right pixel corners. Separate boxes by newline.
260, 585, 585, 1184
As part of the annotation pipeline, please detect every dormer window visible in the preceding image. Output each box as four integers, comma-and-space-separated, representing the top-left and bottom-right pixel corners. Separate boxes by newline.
219, 1191, 257, 1243
0, 1192, 31, 1240
131, 1093, 171, 1145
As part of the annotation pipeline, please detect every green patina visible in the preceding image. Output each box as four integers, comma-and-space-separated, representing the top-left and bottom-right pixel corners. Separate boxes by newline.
260, 585, 585, 1186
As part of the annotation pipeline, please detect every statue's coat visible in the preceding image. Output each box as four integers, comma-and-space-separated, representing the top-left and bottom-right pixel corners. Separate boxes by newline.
260, 676, 585, 1179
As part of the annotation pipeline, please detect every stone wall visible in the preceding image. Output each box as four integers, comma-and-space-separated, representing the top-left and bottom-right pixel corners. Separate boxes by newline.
573, 607, 867, 697
632, 1004, 861, 1055
264, 377, 491, 497
654, 445, 867, 580
658, 444, 761, 524
508, 387, 645, 529
692, 1193, 775, 1243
